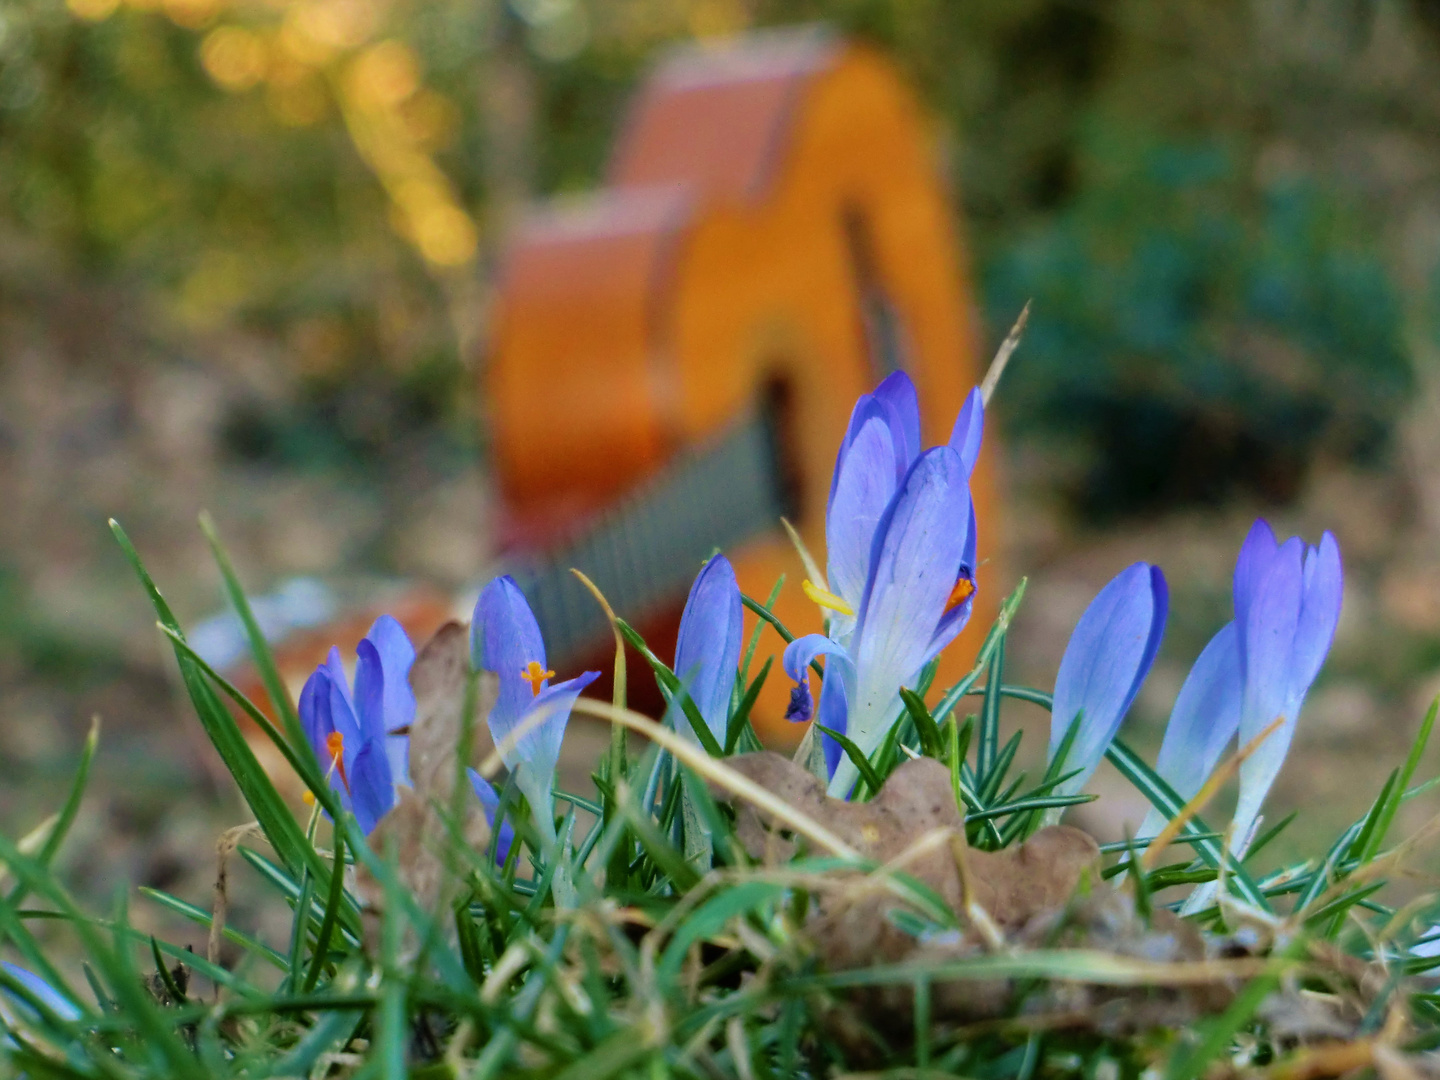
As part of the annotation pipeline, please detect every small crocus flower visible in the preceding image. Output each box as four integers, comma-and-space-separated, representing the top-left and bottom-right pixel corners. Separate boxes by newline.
1048, 563, 1168, 798
1229, 520, 1342, 850
673, 554, 743, 746
298, 615, 416, 835
471, 576, 599, 845
786, 443, 975, 797
468, 769, 517, 866
1139, 521, 1341, 857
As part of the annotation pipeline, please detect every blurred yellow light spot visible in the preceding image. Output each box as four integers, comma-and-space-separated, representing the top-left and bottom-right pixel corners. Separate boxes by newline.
66, 0, 120, 21
200, 26, 268, 91
411, 202, 478, 266
278, 12, 333, 67
349, 40, 419, 108
162, 0, 221, 30
302, 790, 316, 806
294, 0, 377, 51
268, 76, 329, 126
400, 90, 460, 152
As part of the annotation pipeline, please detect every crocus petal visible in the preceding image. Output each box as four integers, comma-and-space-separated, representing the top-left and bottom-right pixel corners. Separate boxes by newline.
674, 554, 743, 742
473, 575, 549, 736
352, 638, 388, 746
826, 417, 900, 622
1049, 563, 1167, 797
1, 963, 79, 1021
870, 369, 922, 468
324, 646, 354, 712
348, 740, 393, 835
817, 669, 851, 782
926, 498, 979, 662
1292, 533, 1342, 695
947, 387, 984, 476
1232, 520, 1281, 634
1139, 621, 1243, 843
1232, 528, 1342, 849
838, 446, 970, 794
365, 615, 416, 785
1232, 538, 1304, 839
783, 633, 854, 683
299, 666, 335, 756
365, 615, 416, 728
468, 769, 515, 866
489, 670, 600, 797
328, 674, 364, 780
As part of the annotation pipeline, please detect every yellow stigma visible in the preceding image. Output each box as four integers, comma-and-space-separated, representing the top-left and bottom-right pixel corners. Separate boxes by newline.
803, 579, 855, 617
521, 660, 555, 695
945, 576, 975, 613
324, 731, 350, 793
302, 790, 316, 806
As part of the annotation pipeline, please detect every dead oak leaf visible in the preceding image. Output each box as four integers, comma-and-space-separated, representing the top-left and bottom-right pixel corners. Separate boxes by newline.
356, 620, 496, 954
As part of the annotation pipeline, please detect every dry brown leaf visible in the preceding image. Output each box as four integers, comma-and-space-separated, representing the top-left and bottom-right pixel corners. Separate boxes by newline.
356, 620, 495, 954
715, 752, 1239, 1054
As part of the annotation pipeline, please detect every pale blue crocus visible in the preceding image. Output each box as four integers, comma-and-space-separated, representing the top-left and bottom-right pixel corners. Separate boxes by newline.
1048, 563, 1168, 798
822, 371, 983, 644
1140, 521, 1341, 856
298, 615, 416, 834
471, 576, 600, 847
673, 554, 743, 747
1229, 521, 1342, 849
785, 443, 975, 797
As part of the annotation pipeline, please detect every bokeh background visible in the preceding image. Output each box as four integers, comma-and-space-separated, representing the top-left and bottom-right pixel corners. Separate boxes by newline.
3, 0, 1440, 932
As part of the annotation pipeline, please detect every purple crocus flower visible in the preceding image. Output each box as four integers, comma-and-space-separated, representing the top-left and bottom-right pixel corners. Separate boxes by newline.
298, 615, 415, 835
471, 576, 600, 845
786, 443, 975, 797
1048, 563, 1168, 798
821, 372, 983, 644
673, 554, 743, 746
468, 769, 517, 866
1139, 521, 1340, 859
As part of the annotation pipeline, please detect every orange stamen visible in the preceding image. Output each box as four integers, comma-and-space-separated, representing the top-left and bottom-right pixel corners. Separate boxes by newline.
325, 731, 350, 793
945, 576, 975, 613
521, 660, 554, 696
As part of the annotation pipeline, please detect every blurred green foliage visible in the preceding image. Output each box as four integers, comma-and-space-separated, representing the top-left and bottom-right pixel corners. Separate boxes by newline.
1, 0, 1434, 514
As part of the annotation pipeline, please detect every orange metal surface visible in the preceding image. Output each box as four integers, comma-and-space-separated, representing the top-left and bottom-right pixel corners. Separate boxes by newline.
488, 29, 997, 743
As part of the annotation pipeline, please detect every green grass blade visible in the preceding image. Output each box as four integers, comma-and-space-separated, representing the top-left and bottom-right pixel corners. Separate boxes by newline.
302, 833, 348, 993
977, 637, 1006, 788
899, 687, 944, 758
739, 575, 785, 688
138, 886, 289, 970
814, 724, 884, 795
198, 511, 308, 754
725, 655, 771, 754
1363, 695, 1436, 863
110, 519, 324, 883
1106, 738, 1270, 911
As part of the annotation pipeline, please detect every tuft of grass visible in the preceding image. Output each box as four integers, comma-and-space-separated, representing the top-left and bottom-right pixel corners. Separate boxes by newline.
0, 522, 1433, 1078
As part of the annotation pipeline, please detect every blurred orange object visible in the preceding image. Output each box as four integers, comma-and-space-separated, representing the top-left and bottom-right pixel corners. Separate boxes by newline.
488, 27, 997, 744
